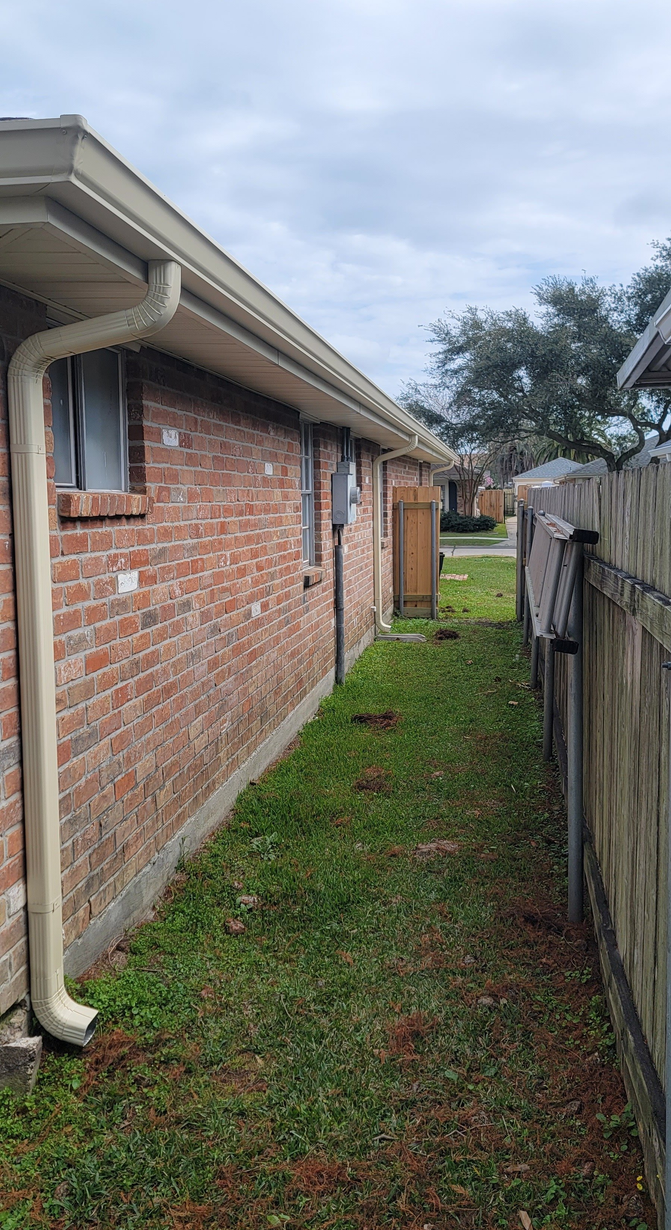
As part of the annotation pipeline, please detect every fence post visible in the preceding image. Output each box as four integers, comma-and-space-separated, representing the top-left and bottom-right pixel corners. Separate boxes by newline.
398, 500, 405, 619
530, 631, 540, 689
543, 641, 555, 760
516, 499, 525, 621
523, 507, 534, 648
430, 500, 437, 621
567, 549, 584, 923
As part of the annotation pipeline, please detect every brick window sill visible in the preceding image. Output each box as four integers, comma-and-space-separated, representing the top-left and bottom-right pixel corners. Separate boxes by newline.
303, 568, 323, 589
57, 491, 153, 519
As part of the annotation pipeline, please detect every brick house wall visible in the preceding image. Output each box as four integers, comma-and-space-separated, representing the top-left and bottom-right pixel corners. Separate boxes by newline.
0, 284, 425, 1016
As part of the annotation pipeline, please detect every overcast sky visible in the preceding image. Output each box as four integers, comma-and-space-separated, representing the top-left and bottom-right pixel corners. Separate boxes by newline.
2, 0, 671, 395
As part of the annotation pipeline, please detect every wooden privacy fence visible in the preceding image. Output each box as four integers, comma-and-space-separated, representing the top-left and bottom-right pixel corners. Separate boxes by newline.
521, 466, 671, 1221
478, 488, 504, 522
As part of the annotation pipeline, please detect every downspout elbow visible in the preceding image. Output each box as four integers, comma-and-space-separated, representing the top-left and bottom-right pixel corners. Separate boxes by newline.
372, 435, 418, 635
8, 261, 181, 1047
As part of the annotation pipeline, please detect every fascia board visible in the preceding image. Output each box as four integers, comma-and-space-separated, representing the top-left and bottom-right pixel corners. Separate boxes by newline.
182, 291, 451, 458
0, 119, 407, 413
617, 319, 665, 389
0, 117, 456, 465
59, 168, 441, 444
618, 288, 671, 390
180, 288, 413, 446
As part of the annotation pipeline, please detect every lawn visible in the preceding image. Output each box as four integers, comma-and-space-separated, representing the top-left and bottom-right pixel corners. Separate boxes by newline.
440, 523, 509, 547
0, 558, 653, 1229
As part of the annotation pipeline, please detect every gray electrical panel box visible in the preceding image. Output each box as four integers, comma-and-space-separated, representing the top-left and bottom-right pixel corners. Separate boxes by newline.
331, 461, 361, 526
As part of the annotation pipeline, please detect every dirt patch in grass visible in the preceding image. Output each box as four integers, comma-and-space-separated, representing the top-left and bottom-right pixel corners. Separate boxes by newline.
351, 710, 401, 730
413, 838, 461, 859
434, 627, 460, 641
353, 765, 393, 793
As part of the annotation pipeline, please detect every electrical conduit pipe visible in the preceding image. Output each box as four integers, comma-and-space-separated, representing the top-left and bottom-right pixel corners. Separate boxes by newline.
372, 435, 418, 634
8, 260, 181, 1046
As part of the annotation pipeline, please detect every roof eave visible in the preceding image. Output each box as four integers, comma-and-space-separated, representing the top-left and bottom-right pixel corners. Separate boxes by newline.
0, 116, 456, 466
618, 288, 671, 390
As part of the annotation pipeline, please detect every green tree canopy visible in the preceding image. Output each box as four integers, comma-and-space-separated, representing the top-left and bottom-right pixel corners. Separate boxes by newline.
402, 242, 671, 471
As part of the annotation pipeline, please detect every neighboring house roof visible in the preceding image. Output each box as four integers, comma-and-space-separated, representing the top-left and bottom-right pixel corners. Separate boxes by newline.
562, 434, 659, 480
432, 467, 465, 483
0, 116, 456, 465
513, 458, 582, 484
618, 289, 671, 389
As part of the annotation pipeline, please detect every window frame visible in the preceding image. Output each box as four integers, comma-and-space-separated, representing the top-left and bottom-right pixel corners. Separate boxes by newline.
300, 420, 315, 566
50, 350, 128, 493
49, 355, 77, 490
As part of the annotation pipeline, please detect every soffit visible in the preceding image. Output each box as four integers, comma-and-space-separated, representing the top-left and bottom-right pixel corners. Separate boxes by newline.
618, 288, 671, 389
0, 118, 456, 463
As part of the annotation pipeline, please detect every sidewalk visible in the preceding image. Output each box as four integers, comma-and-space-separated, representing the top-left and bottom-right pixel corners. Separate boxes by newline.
441, 515, 517, 558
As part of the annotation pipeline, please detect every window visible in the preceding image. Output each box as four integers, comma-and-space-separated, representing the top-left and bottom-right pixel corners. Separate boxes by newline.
48, 350, 127, 491
300, 421, 315, 564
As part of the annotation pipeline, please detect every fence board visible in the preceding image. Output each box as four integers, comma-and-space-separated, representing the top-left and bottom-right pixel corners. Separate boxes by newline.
478, 489, 504, 522
392, 487, 440, 615
526, 466, 671, 1098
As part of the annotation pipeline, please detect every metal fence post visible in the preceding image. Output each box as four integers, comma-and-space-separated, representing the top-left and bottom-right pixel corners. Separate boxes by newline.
567, 548, 584, 922
543, 641, 555, 760
430, 500, 437, 620
398, 500, 405, 619
523, 506, 534, 649
530, 632, 540, 688
516, 499, 525, 621
523, 586, 531, 648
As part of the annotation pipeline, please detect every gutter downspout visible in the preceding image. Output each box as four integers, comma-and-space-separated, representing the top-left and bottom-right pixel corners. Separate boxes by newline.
372, 436, 418, 634
8, 259, 181, 1046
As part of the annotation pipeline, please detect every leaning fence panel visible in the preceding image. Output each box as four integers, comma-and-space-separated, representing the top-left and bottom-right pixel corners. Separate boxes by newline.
524, 468, 671, 1224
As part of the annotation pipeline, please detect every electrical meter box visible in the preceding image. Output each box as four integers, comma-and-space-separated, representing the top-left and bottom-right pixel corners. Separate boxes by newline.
331, 461, 361, 526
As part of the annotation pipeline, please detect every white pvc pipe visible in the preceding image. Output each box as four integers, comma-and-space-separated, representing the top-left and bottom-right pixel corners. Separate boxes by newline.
8, 260, 181, 1046
372, 436, 418, 634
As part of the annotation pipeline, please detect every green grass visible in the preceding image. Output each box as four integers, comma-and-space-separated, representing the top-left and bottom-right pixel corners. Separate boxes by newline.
439, 556, 516, 620
0, 558, 653, 1229
441, 522, 509, 545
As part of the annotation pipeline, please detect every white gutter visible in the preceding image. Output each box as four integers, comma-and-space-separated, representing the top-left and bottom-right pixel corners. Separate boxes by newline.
372, 437, 418, 634
0, 118, 456, 466
8, 259, 181, 1046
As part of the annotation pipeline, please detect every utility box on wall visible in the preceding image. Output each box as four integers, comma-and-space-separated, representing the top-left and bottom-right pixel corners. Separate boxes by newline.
332, 461, 361, 526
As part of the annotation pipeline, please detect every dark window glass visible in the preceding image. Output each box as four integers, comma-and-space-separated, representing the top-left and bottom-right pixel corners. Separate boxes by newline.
47, 350, 126, 492
50, 358, 76, 487
80, 351, 124, 491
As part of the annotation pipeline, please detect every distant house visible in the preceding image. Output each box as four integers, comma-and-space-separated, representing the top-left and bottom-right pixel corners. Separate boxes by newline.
432, 465, 475, 515
513, 458, 582, 496
562, 434, 659, 481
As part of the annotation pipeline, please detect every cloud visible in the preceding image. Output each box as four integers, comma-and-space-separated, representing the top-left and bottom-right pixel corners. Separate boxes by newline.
2, 0, 671, 393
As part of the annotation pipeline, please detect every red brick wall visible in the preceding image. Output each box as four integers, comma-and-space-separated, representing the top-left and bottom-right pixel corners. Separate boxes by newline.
0, 289, 47, 1014
0, 285, 423, 1015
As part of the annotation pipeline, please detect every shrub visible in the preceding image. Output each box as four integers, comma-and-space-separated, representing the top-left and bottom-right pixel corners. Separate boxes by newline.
440, 510, 497, 533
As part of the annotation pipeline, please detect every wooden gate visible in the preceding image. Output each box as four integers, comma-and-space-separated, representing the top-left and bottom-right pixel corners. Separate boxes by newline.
478, 489, 504, 522
392, 487, 441, 617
